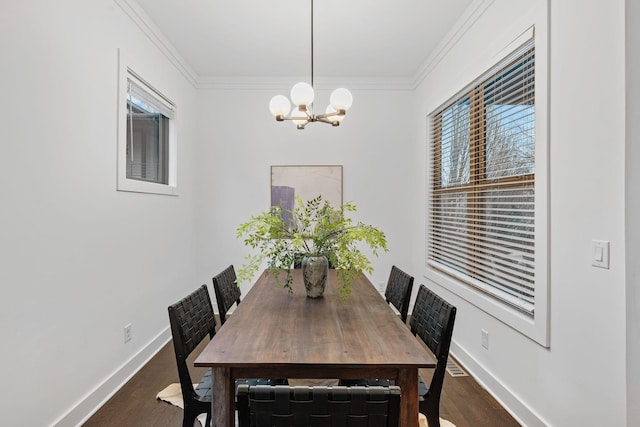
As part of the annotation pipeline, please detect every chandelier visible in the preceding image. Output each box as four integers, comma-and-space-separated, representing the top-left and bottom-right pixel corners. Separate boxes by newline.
268, 0, 353, 130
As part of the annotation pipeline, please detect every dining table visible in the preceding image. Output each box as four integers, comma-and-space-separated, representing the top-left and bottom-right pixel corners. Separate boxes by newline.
194, 268, 435, 427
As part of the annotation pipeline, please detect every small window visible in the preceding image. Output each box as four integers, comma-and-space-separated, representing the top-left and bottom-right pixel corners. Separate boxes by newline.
117, 60, 177, 195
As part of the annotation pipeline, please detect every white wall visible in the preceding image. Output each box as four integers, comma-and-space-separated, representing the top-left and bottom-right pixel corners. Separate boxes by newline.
195, 87, 420, 294
415, 0, 627, 426
0, 1, 199, 425
626, 0, 640, 425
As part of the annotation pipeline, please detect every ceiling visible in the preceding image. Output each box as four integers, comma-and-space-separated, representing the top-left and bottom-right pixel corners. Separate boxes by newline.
133, 0, 475, 83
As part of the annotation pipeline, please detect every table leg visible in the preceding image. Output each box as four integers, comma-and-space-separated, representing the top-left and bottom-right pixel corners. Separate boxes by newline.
212, 367, 234, 427
397, 367, 419, 427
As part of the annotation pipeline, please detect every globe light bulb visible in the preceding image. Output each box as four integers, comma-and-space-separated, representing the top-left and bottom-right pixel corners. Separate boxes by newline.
269, 95, 291, 118
325, 105, 345, 123
290, 106, 309, 127
329, 88, 353, 111
290, 82, 315, 108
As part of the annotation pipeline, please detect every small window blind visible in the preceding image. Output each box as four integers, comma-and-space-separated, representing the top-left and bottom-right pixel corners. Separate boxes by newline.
126, 77, 174, 185
127, 78, 175, 120
428, 39, 535, 314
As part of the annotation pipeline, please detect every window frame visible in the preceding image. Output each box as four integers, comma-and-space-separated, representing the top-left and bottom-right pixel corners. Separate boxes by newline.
117, 50, 178, 196
425, 29, 549, 347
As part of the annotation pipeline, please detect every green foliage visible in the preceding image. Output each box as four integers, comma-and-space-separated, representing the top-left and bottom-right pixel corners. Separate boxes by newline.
236, 196, 388, 299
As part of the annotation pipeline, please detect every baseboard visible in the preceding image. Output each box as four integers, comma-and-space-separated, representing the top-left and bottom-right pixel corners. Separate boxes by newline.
449, 340, 549, 427
53, 327, 172, 427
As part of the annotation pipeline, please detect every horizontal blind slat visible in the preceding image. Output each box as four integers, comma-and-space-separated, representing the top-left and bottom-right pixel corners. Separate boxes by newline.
426, 252, 536, 295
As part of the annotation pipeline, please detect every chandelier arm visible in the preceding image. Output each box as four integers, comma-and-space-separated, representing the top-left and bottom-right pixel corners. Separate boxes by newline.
316, 110, 346, 120
280, 115, 312, 122
316, 117, 341, 126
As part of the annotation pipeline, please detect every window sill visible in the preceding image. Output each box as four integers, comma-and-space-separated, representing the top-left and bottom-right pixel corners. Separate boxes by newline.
423, 265, 549, 347
117, 177, 178, 196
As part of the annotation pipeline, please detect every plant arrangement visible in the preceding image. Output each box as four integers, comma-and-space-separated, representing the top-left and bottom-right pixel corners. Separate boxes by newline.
236, 195, 388, 299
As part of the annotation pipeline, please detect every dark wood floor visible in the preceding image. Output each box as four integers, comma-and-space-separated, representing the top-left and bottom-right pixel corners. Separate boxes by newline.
84, 335, 520, 427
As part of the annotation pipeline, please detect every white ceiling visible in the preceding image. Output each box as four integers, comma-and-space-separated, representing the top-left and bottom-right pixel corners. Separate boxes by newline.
133, 0, 475, 82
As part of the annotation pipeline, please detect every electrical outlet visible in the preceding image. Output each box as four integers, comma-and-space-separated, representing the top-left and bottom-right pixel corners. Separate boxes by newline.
481, 329, 489, 350
124, 323, 132, 343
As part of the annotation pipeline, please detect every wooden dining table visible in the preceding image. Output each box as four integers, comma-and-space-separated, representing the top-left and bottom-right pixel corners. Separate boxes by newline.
194, 268, 435, 427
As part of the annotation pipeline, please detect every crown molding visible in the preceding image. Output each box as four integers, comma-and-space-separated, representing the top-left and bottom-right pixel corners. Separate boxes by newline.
114, 0, 199, 88
411, 0, 496, 89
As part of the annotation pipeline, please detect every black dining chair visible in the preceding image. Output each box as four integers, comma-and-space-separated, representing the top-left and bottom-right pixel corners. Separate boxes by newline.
384, 265, 414, 324
168, 285, 216, 427
212, 265, 242, 325
410, 284, 457, 427
237, 384, 401, 427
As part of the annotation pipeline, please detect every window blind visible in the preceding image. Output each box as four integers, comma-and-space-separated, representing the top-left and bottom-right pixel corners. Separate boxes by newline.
428, 39, 535, 314
127, 78, 175, 120
126, 78, 171, 184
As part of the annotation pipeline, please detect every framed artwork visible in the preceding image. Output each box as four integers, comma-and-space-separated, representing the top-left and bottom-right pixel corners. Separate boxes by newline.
270, 165, 343, 216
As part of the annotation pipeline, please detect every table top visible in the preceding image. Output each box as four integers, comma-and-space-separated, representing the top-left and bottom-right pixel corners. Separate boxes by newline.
195, 269, 434, 370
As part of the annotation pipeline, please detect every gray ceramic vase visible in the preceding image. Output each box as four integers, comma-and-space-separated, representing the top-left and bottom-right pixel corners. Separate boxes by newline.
301, 255, 329, 298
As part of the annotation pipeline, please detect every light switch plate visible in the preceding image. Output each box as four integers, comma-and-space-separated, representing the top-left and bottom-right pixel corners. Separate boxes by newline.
481, 329, 489, 350
591, 240, 610, 269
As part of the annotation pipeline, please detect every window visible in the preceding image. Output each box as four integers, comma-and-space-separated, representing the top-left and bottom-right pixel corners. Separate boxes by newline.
126, 79, 170, 184
428, 40, 537, 315
117, 58, 177, 196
